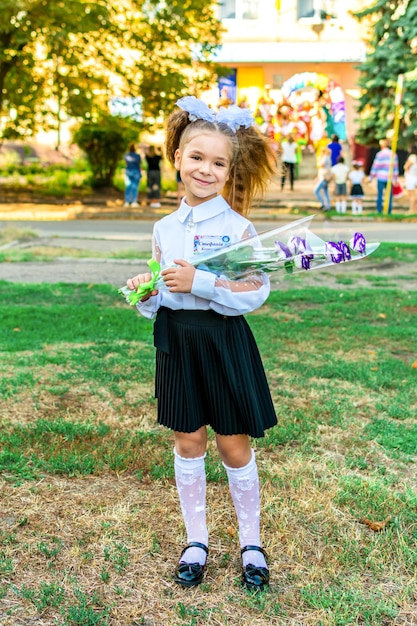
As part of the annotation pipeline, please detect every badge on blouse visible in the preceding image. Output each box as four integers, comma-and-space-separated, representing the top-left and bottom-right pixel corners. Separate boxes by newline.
194, 235, 230, 254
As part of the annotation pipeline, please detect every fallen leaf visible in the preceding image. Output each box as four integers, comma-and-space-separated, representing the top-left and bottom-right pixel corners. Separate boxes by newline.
412, 361, 417, 369
378, 313, 387, 319
13, 328, 20, 332
360, 516, 391, 532
227, 526, 236, 538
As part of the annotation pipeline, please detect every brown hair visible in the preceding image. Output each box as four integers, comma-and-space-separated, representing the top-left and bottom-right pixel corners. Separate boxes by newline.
165, 108, 278, 216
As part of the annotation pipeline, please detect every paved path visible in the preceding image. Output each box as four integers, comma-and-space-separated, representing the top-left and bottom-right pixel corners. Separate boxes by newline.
0, 258, 144, 286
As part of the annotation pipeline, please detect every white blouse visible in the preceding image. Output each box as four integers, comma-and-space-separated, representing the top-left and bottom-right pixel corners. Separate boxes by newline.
136, 195, 270, 319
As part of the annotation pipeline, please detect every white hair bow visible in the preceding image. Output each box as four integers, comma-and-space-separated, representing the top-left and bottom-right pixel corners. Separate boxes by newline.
176, 96, 254, 133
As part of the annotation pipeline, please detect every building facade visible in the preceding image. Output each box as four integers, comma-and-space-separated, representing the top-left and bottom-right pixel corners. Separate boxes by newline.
207, 0, 371, 143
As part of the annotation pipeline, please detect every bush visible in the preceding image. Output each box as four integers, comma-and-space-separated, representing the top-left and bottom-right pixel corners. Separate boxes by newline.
0, 149, 21, 170
73, 115, 140, 189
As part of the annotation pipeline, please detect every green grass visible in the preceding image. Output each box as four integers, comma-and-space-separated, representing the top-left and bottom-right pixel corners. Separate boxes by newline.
0, 281, 416, 625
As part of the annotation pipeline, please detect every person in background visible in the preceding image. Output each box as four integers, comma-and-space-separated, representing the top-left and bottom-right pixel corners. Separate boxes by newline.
348, 161, 366, 215
403, 153, 417, 213
126, 96, 277, 591
145, 145, 162, 208
280, 135, 297, 190
328, 134, 343, 167
124, 143, 142, 208
369, 139, 399, 214
314, 146, 332, 211
331, 155, 349, 213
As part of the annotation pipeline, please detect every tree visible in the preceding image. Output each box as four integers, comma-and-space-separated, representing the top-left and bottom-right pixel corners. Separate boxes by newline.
0, 0, 222, 140
0, 1, 119, 139
354, 0, 417, 149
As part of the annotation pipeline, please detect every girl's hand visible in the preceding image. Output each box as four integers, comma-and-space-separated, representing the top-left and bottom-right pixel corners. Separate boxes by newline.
126, 273, 158, 302
161, 259, 195, 293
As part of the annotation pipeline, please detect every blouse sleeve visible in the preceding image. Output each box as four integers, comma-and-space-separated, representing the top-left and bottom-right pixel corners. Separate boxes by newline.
192, 269, 270, 316
191, 225, 271, 315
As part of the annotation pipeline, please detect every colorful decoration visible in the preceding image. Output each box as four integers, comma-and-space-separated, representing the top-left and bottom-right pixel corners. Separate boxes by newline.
281, 72, 347, 140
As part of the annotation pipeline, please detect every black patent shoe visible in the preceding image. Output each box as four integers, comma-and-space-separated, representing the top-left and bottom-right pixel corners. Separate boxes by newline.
174, 541, 208, 588
241, 545, 270, 591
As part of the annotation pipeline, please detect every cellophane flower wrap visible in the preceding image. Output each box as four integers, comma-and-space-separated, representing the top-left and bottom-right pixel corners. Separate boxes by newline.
119, 215, 380, 305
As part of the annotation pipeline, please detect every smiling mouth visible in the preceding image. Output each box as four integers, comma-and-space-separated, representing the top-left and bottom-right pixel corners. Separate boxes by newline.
194, 178, 213, 186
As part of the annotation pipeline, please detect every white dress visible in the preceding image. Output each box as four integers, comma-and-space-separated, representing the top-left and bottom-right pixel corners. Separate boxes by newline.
404, 161, 417, 190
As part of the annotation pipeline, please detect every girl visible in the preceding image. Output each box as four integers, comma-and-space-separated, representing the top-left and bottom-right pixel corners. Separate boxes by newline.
404, 153, 417, 213
126, 96, 278, 591
280, 134, 297, 191
348, 161, 366, 215
331, 155, 349, 214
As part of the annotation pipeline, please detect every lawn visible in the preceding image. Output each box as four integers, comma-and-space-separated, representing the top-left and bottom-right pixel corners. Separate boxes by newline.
0, 280, 416, 626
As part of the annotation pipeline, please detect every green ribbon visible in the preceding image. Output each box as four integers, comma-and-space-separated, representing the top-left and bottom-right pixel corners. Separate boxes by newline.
120, 258, 161, 306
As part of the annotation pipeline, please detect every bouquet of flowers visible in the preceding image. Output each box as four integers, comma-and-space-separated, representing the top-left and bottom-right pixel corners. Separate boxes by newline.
119, 215, 380, 305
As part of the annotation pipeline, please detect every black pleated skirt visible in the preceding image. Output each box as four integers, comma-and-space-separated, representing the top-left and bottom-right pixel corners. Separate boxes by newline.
153, 307, 277, 438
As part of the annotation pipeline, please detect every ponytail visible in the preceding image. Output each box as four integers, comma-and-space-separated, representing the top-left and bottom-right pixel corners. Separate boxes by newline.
223, 126, 277, 216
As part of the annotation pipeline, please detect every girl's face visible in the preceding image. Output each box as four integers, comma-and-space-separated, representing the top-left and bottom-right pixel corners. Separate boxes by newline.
174, 131, 232, 206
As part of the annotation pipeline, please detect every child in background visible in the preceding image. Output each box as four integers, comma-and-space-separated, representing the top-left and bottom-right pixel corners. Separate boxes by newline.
348, 161, 366, 215
331, 155, 349, 213
403, 153, 417, 213
280, 134, 297, 190
126, 97, 277, 591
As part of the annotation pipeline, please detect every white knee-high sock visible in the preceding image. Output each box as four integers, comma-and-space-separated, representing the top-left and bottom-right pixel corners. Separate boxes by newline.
174, 448, 208, 565
224, 450, 267, 569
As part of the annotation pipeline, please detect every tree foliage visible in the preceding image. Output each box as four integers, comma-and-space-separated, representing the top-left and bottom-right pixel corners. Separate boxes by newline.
0, 0, 222, 139
354, 0, 417, 148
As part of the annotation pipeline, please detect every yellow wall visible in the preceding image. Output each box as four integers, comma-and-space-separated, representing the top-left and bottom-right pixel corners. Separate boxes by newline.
237, 67, 265, 111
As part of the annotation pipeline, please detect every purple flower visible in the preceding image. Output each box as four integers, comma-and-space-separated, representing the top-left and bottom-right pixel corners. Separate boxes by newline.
325, 241, 344, 264
275, 240, 292, 259
339, 241, 352, 261
301, 255, 312, 270
288, 236, 310, 255
288, 236, 315, 270
349, 232, 366, 254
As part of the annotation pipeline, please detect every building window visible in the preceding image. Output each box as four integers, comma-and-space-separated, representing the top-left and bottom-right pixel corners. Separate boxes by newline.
242, 1, 259, 19
220, 0, 259, 20
297, 0, 314, 19
220, 0, 236, 19
297, 0, 337, 21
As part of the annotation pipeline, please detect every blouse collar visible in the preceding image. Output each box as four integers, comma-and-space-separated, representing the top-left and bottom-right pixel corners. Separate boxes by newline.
177, 195, 230, 224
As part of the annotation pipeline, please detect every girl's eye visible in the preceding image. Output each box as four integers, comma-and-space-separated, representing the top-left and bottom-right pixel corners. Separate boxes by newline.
215, 161, 226, 167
